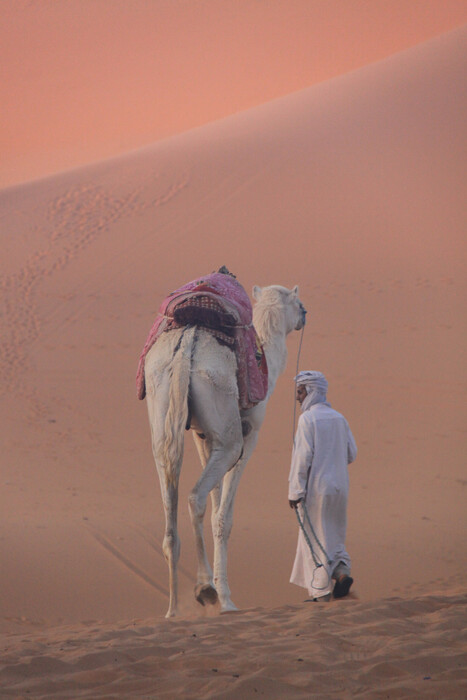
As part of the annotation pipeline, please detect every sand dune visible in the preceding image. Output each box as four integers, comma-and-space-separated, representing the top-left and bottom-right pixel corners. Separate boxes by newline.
1, 591, 466, 698
1, 25, 466, 698
2, 0, 467, 188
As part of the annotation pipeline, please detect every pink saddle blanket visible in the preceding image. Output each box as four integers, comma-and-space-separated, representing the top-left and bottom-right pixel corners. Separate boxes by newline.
136, 272, 268, 409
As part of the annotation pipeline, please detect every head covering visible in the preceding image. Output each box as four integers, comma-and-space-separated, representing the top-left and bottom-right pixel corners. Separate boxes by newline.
294, 370, 329, 411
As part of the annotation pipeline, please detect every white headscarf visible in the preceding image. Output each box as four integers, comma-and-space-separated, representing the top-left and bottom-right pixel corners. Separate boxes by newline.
294, 370, 330, 412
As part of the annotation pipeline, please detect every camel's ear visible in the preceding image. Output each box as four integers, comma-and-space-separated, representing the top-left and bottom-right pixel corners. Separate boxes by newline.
253, 285, 262, 300
290, 285, 299, 297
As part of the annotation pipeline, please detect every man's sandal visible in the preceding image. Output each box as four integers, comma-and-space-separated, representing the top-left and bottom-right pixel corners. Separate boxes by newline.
333, 575, 353, 598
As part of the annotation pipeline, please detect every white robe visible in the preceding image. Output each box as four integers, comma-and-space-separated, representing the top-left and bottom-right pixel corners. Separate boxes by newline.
288, 402, 357, 597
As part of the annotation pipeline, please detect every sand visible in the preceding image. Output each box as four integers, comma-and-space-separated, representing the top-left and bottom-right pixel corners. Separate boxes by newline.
2, 590, 466, 699
1, 16, 466, 700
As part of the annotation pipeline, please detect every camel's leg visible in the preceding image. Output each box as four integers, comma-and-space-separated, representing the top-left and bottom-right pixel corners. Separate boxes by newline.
192, 434, 223, 518
191, 432, 216, 605
210, 482, 222, 528
189, 439, 241, 606
191, 434, 224, 605
212, 428, 260, 612
147, 382, 182, 618
189, 390, 242, 607
156, 469, 181, 617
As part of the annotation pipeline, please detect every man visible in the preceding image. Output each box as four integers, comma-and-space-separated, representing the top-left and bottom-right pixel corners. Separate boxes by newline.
288, 371, 357, 601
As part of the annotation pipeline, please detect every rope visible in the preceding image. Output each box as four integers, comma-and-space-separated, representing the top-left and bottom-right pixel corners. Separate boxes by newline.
301, 503, 331, 565
291, 324, 305, 446
294, 505, 320, 568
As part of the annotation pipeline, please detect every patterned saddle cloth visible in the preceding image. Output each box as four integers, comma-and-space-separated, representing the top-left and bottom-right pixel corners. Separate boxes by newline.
136, 272, 268, 409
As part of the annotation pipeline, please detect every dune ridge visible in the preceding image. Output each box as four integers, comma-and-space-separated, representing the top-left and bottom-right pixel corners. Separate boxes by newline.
3, 1, 467, 188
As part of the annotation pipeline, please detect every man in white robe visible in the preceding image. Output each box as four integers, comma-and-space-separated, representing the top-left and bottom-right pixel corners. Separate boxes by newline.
288, 371, 357, 601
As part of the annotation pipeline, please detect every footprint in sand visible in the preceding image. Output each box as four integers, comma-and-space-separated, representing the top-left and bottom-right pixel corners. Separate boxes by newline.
0, 172, 189, 403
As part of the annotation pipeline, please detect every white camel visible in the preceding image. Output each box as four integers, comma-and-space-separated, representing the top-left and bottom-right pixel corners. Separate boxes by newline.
144, 283, 306, 617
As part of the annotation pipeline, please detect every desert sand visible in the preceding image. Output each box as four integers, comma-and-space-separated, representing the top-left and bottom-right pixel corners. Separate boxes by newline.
1, 14, 466, 700
2, 590, 465, 699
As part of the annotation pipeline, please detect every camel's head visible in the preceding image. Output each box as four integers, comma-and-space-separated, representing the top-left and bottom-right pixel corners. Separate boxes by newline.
253, 284, 307, 335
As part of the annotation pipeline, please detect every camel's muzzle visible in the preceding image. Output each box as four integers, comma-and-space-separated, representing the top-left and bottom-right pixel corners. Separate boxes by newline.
296, 301, 307, 329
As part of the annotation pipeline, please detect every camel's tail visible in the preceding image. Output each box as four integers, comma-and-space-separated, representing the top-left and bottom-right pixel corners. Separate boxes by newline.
161, 326, 196, 485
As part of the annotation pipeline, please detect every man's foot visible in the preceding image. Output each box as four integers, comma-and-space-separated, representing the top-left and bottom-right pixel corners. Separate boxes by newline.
333, 575, 353, 598
304, 593, 332, 602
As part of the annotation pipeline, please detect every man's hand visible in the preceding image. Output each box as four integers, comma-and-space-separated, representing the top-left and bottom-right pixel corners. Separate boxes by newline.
289, 498, 303, 509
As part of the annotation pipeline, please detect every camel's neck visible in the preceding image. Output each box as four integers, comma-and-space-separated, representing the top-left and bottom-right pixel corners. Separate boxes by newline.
253, 307, 289, 397
262, 334, 288, 397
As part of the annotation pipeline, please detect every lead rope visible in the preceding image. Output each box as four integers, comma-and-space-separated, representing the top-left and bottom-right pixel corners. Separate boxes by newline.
291, 325, 331, 591
291, 324, 305, 446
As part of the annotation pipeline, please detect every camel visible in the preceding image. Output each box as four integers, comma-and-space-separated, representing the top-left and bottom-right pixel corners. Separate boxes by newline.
143, 279, 306, 617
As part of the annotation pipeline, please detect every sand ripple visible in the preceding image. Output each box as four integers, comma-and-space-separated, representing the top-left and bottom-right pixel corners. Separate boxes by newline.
1, 592, 465, 699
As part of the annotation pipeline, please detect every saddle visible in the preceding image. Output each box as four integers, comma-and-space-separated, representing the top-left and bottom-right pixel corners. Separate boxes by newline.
164, 293, 238, 347
136, 270, 268, 409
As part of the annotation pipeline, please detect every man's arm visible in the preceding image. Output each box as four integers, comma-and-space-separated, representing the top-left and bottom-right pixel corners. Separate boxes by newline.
347, 423, 357, 464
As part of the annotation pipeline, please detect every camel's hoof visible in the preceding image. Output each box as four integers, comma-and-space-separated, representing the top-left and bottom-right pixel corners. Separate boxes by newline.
195, 584, 218, 606
220, 601, 239, 614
